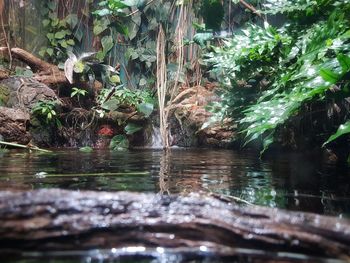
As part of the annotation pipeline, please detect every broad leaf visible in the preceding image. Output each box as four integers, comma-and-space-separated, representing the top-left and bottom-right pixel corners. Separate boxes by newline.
137, 102, 153, 117
323, 121, 350, 146
93, 18, 110, 35
73, 61, 85, 73
122, 0, 144, 7
66, 14, 78, 28
64, 54, 77, 84
109, 135, 129, 150
101, 99, 119, 111
125, 123, 142, 135
79, 146, 93, 152
54, 30, 67, 39
101, 35, 114, 54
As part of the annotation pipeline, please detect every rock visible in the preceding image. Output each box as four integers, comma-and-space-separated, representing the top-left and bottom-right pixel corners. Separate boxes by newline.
0, 77, 60, 145
170, 85, 236, 147
0, 76, 59, 110
198, 118, 236, 148
0, 106, 31, 144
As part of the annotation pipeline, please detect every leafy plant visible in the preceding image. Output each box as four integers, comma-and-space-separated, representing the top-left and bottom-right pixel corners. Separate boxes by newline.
79, 146, 94, 152
71, 87, 88, 107
64, 52, 120, 87
39, 1, 81, 64
32, 100, 61, 127
98, 86, 154, 113
109, 134, 129, 150
205, 1, 350, 153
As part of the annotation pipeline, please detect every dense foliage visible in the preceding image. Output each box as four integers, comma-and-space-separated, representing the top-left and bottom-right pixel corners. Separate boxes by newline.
206, 0, 350, 153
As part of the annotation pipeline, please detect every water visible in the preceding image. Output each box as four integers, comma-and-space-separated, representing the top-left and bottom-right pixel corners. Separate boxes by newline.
150, 126, 163, 148
0, 148, 349, 216
1, 148, 350, 262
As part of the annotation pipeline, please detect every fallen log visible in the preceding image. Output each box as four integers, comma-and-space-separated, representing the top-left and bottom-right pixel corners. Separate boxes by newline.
0, 189, 350, 262
0, 47, 102, 89
0, 47, 66, 86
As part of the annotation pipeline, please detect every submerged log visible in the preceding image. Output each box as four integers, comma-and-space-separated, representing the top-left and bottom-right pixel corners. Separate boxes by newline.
0, 189, 350, 261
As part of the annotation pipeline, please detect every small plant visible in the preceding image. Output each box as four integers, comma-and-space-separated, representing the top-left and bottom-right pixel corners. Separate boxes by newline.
32, 100, 61, 127
71, 87, 88, 100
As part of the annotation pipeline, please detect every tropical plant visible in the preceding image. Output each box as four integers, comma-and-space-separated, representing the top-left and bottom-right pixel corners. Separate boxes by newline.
32, 100, 61, 127
39, 1, 82, 64
205, 0, 350, 153
71, 87, 88, 107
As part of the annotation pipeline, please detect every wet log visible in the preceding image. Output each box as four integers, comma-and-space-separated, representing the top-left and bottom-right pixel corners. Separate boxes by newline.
0, 189, 350, 261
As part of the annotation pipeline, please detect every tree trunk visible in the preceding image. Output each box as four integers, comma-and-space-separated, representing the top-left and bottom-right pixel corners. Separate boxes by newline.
0, 189, 349, 261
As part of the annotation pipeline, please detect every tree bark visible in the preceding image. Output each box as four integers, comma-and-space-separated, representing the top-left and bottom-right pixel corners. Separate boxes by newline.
0, 189, 349, 261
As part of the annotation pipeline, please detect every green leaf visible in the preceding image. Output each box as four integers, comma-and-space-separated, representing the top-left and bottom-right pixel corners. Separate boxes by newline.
319, 68, 340, 84
109, 135, 129, 150
110, 75, 120, 84
59, 40, 68, 48
79, 146, 93, 152
73, 61, 85, 73
121, 0, 144, 7
101, 99, 119, 111
115, 23, 129, 36
46, 33, 55, 41
101, 35, 114, 54
125, 123, 142, 134
193, 32, 213, 47
337, 54, 350, 74
46, 48, 54, 56
66, 14, 78, 28
39, 49, 46, 57
42, 19, 50, 27
136, 102, 153, 117
66, 39, 75, 46
54, 30, 67, 39
126, 12, 141, 40
47, 1, 56, 11
323, 121, 350, 146
93, 18, 110, 35
74, 28, 83, 42
93, 8, 112, 16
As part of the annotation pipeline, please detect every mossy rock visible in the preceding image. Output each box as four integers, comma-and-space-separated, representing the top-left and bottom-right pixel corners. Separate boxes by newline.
0, 77, 58, 110
0, 85, 10, 106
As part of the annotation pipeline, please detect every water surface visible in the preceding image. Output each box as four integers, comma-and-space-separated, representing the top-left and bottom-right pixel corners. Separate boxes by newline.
1, 148, 349, 217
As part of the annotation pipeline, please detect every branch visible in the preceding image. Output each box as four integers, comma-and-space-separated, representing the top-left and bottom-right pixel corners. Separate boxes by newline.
10, 47, 53, 72
239, 0, 264, 19
0, 141, 52, 153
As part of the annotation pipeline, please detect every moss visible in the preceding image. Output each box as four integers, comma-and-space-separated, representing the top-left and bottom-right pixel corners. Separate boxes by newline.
0, 85, 10, 106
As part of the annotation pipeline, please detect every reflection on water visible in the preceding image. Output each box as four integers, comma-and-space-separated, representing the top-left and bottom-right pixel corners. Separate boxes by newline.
14, 247, 348, 263
0, 148, 350, 216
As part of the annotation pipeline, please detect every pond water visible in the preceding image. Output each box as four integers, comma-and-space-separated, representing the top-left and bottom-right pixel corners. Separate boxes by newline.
1, 148, 350, 216
1, 148, 350, 262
